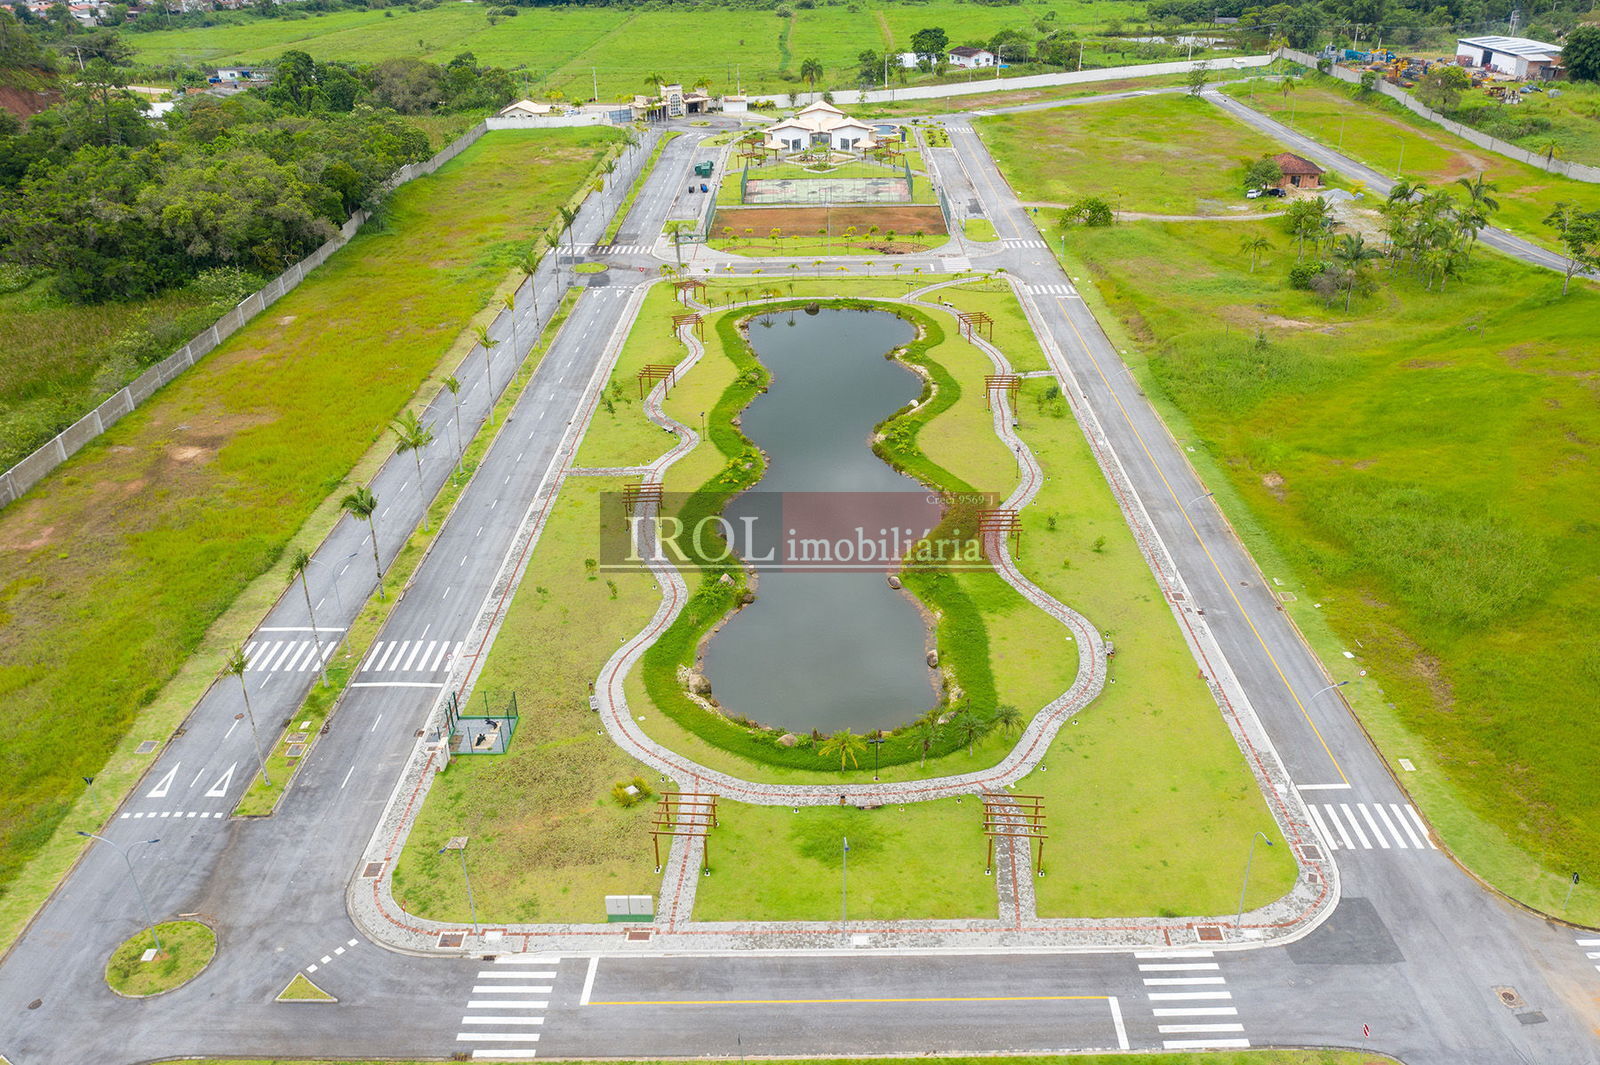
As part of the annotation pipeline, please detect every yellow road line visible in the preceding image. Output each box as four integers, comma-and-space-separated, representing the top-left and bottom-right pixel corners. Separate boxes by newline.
1055, 305, 1348, 785
590, 995, 1108, 1007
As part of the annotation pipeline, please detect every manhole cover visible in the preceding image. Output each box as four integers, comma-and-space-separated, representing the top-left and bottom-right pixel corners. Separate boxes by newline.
438, 933, 465, 948
135, 741, 159, 754
626, 929, 652, 942
361, 862, 383, 879
1195, 925, 1224, 942
1297, 843, 1324, 862
1517, 1011, 1547, 1025
1494, 985, 1526, 1008
27, 998, 41, 1009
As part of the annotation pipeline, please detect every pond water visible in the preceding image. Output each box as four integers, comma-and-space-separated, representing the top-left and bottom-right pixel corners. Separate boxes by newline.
701, 308, 941, 734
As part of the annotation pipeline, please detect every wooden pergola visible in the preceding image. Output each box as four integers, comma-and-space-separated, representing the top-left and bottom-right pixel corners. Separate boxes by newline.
982, 791, 1046, 877
622, 482, 664, 518
958, 310, 994, 340
637, 363, 677, 399
983, 373, 1020, 410
671, 312, 704, 339
672, 278, 707, 304
650, 791, 719, 874
977, 507, 1022, 556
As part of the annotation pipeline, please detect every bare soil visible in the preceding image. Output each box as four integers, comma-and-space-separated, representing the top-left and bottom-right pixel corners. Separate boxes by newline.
716, 204, 947, 240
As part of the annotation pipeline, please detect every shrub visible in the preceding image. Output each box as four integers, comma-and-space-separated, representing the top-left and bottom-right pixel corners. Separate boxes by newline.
1288, 259, 1326, 289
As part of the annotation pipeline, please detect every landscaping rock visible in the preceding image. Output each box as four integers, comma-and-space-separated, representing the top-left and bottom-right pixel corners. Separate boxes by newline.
886, 574, 902, 590
686, 670, 713, 696
926, 650, 939, 668
777, 733, 798, 748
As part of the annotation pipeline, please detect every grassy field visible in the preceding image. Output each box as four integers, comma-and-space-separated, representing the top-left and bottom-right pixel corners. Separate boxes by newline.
105, 920, 216, 997
1221, 77, 1600, 251
0, 128, 619, 917
964, 218, 999, 242
187, 1052, 1395, 1065
977, 94, 1293, 216
694, 800, 995, 921
1040, 209, 1600, 922
392, 476, 664, 924
124, 0, 1149, 100
1445, 80, 1600, 168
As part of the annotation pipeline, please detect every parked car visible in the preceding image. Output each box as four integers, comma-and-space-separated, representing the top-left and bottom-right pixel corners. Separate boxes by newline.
1245, 187, 1263, 199
688, 183, 696, 193
1266, 187, 1286, 197
700, 182, 709, 193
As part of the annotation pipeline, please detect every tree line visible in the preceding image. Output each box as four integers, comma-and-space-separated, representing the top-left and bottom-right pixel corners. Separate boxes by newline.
0, 30, 521, 303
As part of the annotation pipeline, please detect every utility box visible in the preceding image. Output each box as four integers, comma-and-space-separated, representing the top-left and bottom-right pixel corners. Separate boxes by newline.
693, 161, 714, 177
604, 895, 656, 922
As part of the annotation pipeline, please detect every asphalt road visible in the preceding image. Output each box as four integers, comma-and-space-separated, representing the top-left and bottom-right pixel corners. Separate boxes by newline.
0, 103, 1596, 1065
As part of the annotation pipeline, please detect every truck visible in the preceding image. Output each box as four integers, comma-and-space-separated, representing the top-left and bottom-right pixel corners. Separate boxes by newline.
693, 161, 714, 178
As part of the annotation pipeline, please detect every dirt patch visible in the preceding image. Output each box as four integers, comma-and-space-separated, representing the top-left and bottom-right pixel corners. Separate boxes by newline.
1263, 315, 1322, 330
1412, 652, 1455, 712
0, 498, 56, 552
1404, 358, 1451, 369
168, 445, 212, 464
1261, 471, 1286, 500
715, 204, 947, 240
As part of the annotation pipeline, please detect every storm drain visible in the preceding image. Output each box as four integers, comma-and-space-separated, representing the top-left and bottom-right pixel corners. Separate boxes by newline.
361, 862, 384, 879
1195, 925, 1224, 942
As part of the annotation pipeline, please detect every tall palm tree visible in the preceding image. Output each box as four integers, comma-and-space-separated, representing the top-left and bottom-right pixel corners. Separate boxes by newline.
992, 704, 1024, 736
556, 204, 578, 265
1455, 172, 1500, 215
286, 547, 329, 686
602, 159, 619, 209
819, 728, 867, 771
442, 375, 464, 472
913, 719, 942, 768
1239, 234, 1271, 273
516, 242, 544, 333
340, 486, 384, 598
224, 646, 271, 787
951, 711, 989, 756
1330, 233, 1381, 310
799, 58, 823, 91
471, 323, 501, 424
502, 291, 519, 379
1538, 140, 1563, 165
389, 409, 436, 530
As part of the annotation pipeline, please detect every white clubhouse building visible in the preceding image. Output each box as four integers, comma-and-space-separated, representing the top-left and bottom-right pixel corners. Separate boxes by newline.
762, 102, 878, 152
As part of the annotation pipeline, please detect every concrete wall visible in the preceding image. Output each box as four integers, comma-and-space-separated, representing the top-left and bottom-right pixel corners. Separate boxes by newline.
1278, 47, 1600, 184
486, 113, 612, 130
752, 54, 1274, 108
0, 121, 492, 510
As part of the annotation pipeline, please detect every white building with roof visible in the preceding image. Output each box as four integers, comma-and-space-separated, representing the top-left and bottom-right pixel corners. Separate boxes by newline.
762, 101, 876, 152
1455, 35, 1562, 79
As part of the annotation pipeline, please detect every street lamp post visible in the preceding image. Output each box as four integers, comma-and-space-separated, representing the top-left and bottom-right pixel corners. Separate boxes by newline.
1311, 679, 1350, 700
1184, 490, 1215, 508
840, 836, 849, 936
307, 549, 360, 620
78, 832, 163, 953
440, 836, 479, 938
867, 733, 887, 781
1236, 830, 1274, 927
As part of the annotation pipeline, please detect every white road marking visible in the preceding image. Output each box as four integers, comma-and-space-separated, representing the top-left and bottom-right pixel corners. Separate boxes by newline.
401, 641, 426, 671
468, 1052, 539, 1061
478, 971, 559, 979
1159, 1024, 1246, 1033
223, 718, 239, 739
189, 768, 206, 789
458, 1033, 541, 1043
350, 681, 447, 688
1367, 803, 1400, 848
205, 763, 237, 798
1107, 995, 1128, 1050
471, 986, 553, 994
1321, 804, 1356, 849
1339, 804, 1372, 848
1152, 1007, 1238, 1017
1164, 1038, 1250, 1049
1138, 963, 1219, 971
466, 1000, 549, 1009
341, 766, 355, 789
375, 642, 402, 671
1403, 803, 1434, 847
1148, 992, 1233, 1001
1294, 782, 1351, 791
1134, 951, 1214, 959
428, 642, 452, 671
146, 764, 179, 799
461, 1017, 546, 1025
362, 641, 386, 670
371, 714, 383, 732
580, 956, 598, 1005
1144, 977, 1226, 986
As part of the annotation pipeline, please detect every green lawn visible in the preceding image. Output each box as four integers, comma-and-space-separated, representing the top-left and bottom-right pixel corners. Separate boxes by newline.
105, 920, 215, 997
694, 800, 995, 921
1221, 77, 1600, 251
1445, 80, 1600, 168
392, 476, 664, 925
125, 0, 1148, 100
963, 218, 999, 242
977, 94, 1292, 216
0, 128, 620, 919
1048, 214, 1600, 924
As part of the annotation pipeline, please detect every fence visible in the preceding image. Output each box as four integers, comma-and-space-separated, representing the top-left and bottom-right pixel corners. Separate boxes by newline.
1277, 47, 1600, 184
0, 120, 494, 510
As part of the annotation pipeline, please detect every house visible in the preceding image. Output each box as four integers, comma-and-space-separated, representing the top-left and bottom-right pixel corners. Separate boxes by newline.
894, 51, 921, 69
762, 101, 876, 152
947, 46, 996, 69
497, 99, 554, 119
1272, 152, 1324, 190
658, 83, 710, 118
1455, 35, 1562, 79
722, 95, 749, 114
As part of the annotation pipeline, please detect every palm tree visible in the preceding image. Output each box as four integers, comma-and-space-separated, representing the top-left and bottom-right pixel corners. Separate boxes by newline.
556, 204, 578, 264
1239, 234, 1271, 273
224, 646, 271, 787
800, 57, 824, 91
913, 719, 942, 768
1330, 233, 1381, 311
1387, 179, 1426, 204
1455, 172, 1499, 216
287, 547, 330, 686
819, 728, 867, 770
516, 242, 544, 333
602, 159, 619, 208
442, 375, 464, 471
951, 711, 989, 756
340, 486, 384, 598
389, 409, 436, 530
992, 704, 1024, 736
471, 323, 501, 424
1538, 140, 1563, 165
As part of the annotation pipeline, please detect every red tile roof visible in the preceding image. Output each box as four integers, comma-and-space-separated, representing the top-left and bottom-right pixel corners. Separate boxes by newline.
1272, 152, 1324, 175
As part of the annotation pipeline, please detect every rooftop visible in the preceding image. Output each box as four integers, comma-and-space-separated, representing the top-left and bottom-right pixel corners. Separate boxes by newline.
1457, 35, 1562, 58
1272, 151, 1324, 175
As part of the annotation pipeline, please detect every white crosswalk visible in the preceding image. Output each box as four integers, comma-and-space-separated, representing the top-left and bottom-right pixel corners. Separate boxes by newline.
242, 639, 338, 673
1028, 283, 1077, 297
1136, 952, 1250, 1050
1577, 936, 1600, 975
357, 639, 463, 675
1304, 801, 1436, 852
1002, 238, 1048, 248
455, 955, 562, 1059
121, 810, 226, 819
591, 243, 651, 255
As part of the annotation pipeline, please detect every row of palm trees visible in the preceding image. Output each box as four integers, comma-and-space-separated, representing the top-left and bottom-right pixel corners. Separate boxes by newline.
815, 704, 1025, 772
